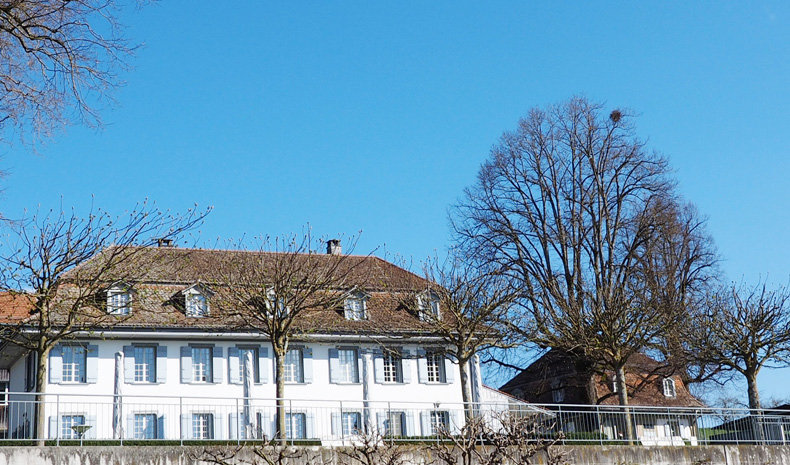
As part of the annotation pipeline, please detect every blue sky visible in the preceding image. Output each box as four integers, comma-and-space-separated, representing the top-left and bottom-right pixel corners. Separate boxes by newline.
2, 2, 789, 404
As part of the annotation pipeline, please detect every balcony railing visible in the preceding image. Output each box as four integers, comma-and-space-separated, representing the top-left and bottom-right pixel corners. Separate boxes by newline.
1, 392, 788, 446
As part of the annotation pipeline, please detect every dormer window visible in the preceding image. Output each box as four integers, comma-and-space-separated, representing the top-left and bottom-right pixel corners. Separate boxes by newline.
182, 284, 213, 318
344, 292, 369, 320
107, 283, 132, 315
417, 291, 441, 321
662, 377, 677, 398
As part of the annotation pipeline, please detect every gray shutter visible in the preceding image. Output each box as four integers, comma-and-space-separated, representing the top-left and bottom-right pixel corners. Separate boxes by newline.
259, 347, 269, 384
85, 415, 97, 439
49, 416, 58, 439
228, 347, 241, 385
417, 352, 428, 384
229, 413, 239, 440
261, 413, 273, 440
49, 346, 63, 384
85, 344, 99, 384
420, 411, 430, 436
180, 347, 191, 384
157, 415, 166, 439
156, 346, 167, 384
356, 352, 363, 383
123, 346, 135, 382
331, 412, 341, 436
404, 411, 415, 437
305, 413, 315, 439
126, 414, 135, 440
181, 414, 192, 439
444, 357, 454, 384
401, 353, 411, 384
328, 349, 340, 384
373, 354, 384, 384
213, 413, 223, 440
302, 347, 313, 384
212, 346, 224, 384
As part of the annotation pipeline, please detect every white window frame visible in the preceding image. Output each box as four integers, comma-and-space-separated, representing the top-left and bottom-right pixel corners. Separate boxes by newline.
107, 284, 132, 315
417, 291, 440, 321
337, 348, 359, 383
62, 345, 87, 383
384, 411, 405, 437
283, 348, 304, 383
425, 352, 446, 383
429, 410, 450, 435
184, 285, 212, 317
383, 352, 402, 383
133, 413, 158, 439
285, 412, 306, 439
134, 345, 156, 383
61, 414, 85, 439
192, 346, 212, 383
662, 377, 677, 398
341, 411, 362, 436
344, 295, 367, 320
192, 412, 214, 439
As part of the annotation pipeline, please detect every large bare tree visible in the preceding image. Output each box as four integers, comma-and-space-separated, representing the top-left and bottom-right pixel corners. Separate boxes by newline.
695, 282, 790, 410
211, 235, 370, 443
0, 201, 209, 442
1, 0, 140, 146
452, 97, 717, 417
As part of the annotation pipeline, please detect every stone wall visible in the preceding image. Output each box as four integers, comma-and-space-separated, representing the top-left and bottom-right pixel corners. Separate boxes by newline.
0, 445, 787, 465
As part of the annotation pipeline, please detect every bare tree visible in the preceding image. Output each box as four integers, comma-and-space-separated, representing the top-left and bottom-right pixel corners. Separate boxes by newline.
336, 428, 409, 465
211, 234, 371, 443
694, 281, 790, 410
196, 444, 314, 465
0, 201, 209, 442
419, 254, 519, 418
0, 0, 140, 146
430, 411, 569, 465
452, 97, 717, 418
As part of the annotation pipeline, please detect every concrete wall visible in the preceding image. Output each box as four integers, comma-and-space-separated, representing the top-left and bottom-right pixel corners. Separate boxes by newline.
0, 445, 788, 465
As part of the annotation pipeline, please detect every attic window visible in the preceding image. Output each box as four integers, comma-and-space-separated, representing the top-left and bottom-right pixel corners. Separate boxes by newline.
344, 292, 368, 320
417, 291, 440, 322
183, 285, 212, 318
662, 377, 677, 398
266, 289, 289, 316
107, 284, 132, 315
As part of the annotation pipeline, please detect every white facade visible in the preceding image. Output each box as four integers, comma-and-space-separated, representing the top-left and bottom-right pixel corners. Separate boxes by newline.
7, 332, 480, 441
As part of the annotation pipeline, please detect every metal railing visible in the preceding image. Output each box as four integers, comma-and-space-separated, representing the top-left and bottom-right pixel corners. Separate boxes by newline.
1, 392, 788, 446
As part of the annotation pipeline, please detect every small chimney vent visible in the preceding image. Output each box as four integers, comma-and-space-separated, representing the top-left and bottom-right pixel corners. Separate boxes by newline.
326, 239, 342, 255
157, 238, 174, 248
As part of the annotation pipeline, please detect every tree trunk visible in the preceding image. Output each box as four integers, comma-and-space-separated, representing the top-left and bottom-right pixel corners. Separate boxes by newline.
745, 370, 761, 410
614, 364, 635, 444
273, 340, 287, 445
35, 343, 50, 447
458, 355, 473, 421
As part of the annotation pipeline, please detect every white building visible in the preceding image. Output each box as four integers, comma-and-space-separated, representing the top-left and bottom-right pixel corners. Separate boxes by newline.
1, 243, 489, 442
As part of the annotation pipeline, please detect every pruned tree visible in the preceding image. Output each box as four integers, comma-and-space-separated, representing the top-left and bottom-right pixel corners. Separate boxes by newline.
430, 411, 569, 465
196, 444, 314, 465
419, 254, 519, 418
452, 97, 717, 419
336, 428, 409, 465
1, 0, 144, 147
211, 234, 371, 443
0, 201, 209, 443
693, 281, 790, 410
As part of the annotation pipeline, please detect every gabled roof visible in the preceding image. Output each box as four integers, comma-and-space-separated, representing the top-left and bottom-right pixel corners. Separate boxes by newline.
0, 293, 34, 324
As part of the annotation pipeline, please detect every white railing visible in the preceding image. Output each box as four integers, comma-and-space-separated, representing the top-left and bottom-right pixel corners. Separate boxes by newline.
1, 392, 788, 446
